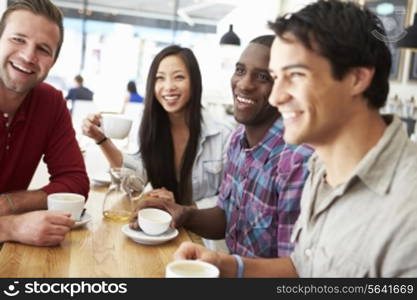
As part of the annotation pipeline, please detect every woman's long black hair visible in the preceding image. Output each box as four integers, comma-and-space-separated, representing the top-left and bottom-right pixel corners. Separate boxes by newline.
139, 45, 202, 205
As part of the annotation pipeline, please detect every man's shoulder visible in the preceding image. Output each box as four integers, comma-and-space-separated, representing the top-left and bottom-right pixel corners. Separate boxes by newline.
28, 83, 66, 115
32, 82, 63, 100
390, 141, 417, 192
36, 82, 61, 92
80, 86, 93, 96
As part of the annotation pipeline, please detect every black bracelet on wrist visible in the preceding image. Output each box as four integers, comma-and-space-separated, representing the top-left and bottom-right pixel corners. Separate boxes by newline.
96, 136, 108, 145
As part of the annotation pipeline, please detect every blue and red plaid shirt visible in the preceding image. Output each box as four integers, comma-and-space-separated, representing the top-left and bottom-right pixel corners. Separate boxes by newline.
217, 117, 313, 258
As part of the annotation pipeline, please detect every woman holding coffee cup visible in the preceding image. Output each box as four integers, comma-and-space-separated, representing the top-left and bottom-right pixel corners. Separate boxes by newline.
82, 45, 232, 209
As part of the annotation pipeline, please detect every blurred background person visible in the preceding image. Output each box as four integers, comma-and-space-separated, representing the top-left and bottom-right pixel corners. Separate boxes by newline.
121, 80, 144, 114
66, 74, 93, 101
65, 74, 94, 115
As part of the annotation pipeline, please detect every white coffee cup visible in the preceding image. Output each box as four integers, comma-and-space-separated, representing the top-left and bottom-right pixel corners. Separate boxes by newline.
47, 193, 85, 221
101, 114, 132, 139
138, 208, 172, 236
165, 260, 220, 278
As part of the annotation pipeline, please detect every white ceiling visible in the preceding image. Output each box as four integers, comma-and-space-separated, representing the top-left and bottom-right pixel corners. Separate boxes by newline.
53, 0, 239, 25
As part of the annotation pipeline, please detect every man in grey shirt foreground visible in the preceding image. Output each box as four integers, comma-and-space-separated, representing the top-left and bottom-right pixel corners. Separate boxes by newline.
172, 0, 417, 277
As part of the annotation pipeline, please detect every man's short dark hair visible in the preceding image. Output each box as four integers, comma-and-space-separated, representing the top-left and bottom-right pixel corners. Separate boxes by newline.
0, 0, 64, 61
268, 0, 392, 109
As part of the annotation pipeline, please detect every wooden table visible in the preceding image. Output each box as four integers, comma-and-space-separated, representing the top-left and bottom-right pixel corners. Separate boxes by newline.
0, 187, 199, 278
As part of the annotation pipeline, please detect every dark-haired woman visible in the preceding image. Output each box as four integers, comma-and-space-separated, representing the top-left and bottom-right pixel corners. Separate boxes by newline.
83, 45, 232, 208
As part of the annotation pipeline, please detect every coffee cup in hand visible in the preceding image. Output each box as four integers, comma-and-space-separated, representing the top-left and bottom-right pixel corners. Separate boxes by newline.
101, 114, 132, 139
47, 193, 85, 221
165, 260, 220, 278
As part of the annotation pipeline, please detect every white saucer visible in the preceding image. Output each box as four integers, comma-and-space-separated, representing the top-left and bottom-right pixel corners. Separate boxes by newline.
90, 172, 111, 186
72, 212, 92, 229
121, 224, 178, 245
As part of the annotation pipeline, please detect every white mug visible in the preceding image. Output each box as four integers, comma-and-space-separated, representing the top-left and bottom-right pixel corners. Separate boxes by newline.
101, 114, 132, 139
47, 193, 85, 220
138, 208, 172, 236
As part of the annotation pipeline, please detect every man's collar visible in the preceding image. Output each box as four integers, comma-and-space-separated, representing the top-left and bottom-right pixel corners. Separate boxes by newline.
239, 117, 284, 151
310, 115, 409, 196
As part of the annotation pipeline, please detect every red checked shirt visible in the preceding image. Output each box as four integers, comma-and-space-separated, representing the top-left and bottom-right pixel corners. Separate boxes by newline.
0, 83, 89, 198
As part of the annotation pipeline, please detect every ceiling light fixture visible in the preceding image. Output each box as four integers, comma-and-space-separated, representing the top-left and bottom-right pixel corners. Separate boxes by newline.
220, 24, 240, 46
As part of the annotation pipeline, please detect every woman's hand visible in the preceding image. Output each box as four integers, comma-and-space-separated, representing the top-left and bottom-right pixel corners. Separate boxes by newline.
82, 113, 105, 143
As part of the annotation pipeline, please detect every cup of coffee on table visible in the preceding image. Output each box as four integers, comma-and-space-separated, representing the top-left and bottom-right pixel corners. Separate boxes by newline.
165, 260, 220, 278
47, 193, 85, 221
138, 208, 172, 236
101, 114, 132, 139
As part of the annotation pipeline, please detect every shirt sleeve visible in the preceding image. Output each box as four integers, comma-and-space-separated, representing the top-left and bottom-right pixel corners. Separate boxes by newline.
41, 91, 89, 199
216, 134, 235, 211
201, 124, 232, 210
122, 152, 148, 184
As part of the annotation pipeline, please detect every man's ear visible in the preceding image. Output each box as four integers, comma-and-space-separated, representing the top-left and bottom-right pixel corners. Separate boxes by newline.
349, 67, 375, 97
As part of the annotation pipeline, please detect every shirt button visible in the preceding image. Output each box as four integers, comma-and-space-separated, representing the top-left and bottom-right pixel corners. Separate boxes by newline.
304, 248, 312, 258
6, 145, 10, 150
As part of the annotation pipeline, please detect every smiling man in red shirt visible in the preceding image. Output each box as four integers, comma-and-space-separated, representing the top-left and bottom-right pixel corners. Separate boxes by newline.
0, 0, 89, 246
